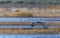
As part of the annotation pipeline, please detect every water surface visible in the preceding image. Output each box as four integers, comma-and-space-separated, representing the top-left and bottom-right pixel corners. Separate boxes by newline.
0, 34, 59, 38
0, 18, 60, 22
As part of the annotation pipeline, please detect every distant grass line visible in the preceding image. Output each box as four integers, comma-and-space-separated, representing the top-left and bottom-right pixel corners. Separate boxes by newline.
0, 1, 60, 4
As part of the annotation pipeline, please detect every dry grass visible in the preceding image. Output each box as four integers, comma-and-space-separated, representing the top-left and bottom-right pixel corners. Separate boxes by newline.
33, 13, 60, 18
12, 12, 32, 17
0, 12, 33, 17
0, 4, 60, 17
10, 13, 60, 18
0, 12, 60, 17
0, 28, 59, 34
0, 22, 60, 25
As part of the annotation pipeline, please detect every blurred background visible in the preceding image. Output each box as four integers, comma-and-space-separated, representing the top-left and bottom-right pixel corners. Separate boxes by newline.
0, 0, 60, 4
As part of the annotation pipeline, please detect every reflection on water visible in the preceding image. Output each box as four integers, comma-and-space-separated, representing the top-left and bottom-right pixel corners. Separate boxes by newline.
0, 34, 59, 38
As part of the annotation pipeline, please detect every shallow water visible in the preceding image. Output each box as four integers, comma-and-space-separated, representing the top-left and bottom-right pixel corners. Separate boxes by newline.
0, 34, 59, 38
0, 18, 60, 22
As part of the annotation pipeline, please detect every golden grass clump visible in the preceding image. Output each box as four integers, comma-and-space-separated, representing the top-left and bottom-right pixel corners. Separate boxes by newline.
13, 12, 33, 17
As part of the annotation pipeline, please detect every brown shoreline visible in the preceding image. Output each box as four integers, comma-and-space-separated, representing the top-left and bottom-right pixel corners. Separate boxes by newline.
0, 22, 60, 25
0, 28, 59, 34
0, 13, 60, 18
